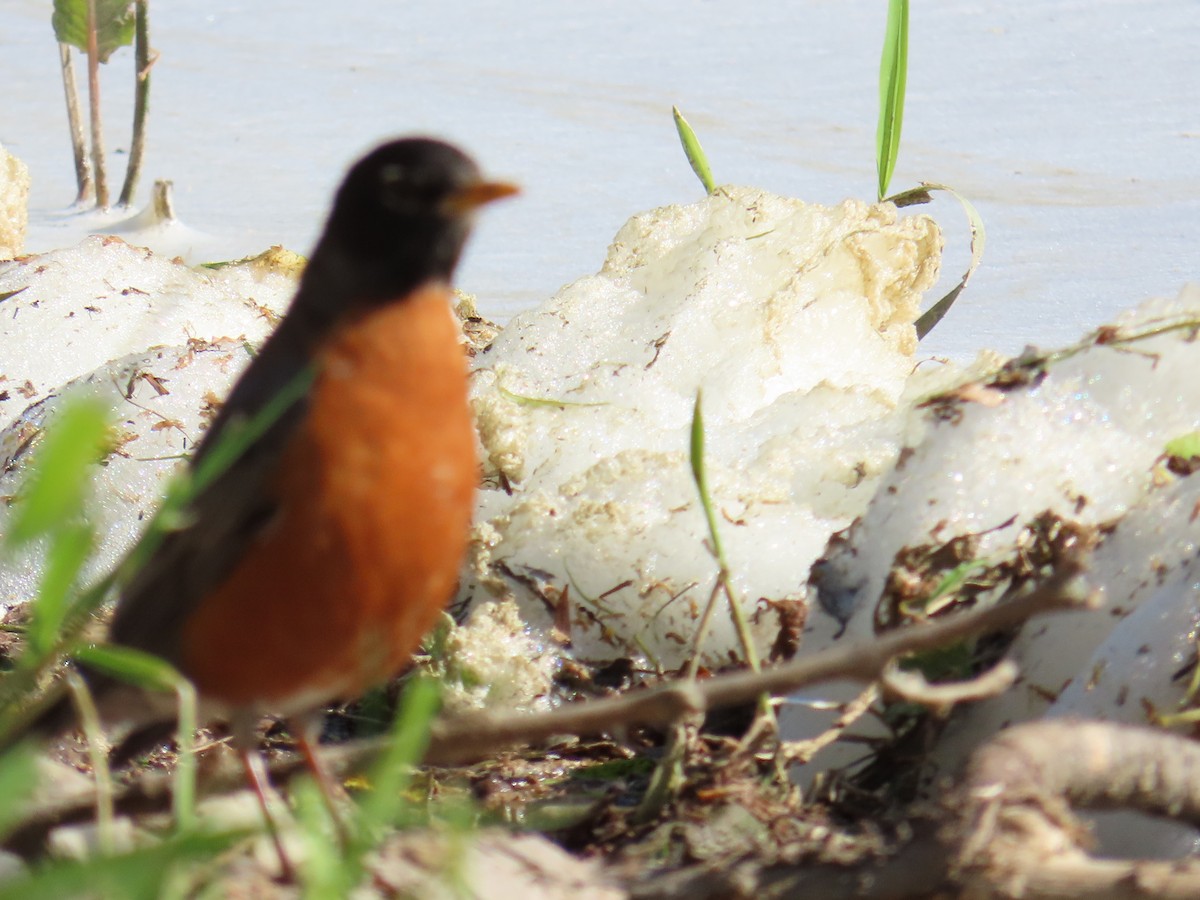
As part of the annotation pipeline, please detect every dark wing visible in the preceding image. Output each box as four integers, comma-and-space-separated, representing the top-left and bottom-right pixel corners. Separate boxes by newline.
107, 307, 321, 665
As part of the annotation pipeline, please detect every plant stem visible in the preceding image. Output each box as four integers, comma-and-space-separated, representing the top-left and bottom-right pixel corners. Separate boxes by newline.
85, 0, 109, 209
65, 672, 115, 855
172, 679, 197, 833
58, 43, 93, 205
118, 0, 151, 208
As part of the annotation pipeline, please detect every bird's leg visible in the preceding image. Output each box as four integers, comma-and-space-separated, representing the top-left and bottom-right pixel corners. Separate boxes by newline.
233, 713, 296, 881
289, 711, 353, 847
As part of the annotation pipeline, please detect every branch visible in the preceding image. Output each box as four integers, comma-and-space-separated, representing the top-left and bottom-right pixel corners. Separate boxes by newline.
948, 719, 1200, 898
58, 43, 93, 205
422, 563, 1091, 766
117, 0, 151, 207
781, 682, 879, 766
85, 0, 109, 208
882, 658, 1018, 715
5, 563, 1093, 850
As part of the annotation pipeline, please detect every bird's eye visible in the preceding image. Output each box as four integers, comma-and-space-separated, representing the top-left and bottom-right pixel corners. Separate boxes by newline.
379, 163, 407, 188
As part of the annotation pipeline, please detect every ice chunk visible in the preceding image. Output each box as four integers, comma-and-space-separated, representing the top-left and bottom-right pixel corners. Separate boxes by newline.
463, 186, 942, 668
814, 286, 1200, 812
0, 237, 298, 434
0, 143, 29, 260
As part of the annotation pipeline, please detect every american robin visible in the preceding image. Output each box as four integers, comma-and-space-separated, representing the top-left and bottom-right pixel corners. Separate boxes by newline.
15, 138, 516, 868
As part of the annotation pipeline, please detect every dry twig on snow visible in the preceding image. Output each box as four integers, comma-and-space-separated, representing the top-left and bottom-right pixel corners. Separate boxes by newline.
5, 561, 1094, 852
947, 718, 1200, 899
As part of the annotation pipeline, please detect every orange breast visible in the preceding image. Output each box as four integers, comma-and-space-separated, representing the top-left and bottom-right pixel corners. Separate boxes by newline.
180, 285, 477, 712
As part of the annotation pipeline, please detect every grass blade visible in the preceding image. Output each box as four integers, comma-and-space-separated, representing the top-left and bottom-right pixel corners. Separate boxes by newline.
0, 830, 245, 900
73, 643, 185, 692
686, 392, 763, 679
672, 105, 716, 195
27, 523, 94, 656
890, 182, 987, 339
73, 644, 198, 832
876, 0, 909, 201
688, 391, 724, 564
359, 675, 441, 835
0, 743, 38, 840
4, 397, 109, 547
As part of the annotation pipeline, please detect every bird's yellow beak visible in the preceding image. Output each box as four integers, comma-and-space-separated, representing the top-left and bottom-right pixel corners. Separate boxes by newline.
443, 180, 520, 214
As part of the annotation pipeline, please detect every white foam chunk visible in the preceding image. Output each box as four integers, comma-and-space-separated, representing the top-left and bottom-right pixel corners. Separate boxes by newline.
0, 339, 258, 608
0, 236, 299, 434
462, 186, 942, 668
814, 285, 1200, 854
0, 143, 29, 260
0, 239, 300, 608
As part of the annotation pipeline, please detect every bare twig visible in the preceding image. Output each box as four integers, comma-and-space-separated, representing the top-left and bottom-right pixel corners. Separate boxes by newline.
781, 683, 880, 766
427, 563, 1092, 765
117, 0, 151, 207
58, 43, 93, 205
882, 658, 1018, 716
948, 719, 1200, 898
85, 0, 109, 208
5, 564, 1093, 850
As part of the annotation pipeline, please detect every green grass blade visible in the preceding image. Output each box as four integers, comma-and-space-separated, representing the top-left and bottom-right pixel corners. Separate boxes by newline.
0, 830, 246, 900
63, 671, 116, 854
71, 644, 198, 832
192, 367, 312, 492
686, 392, 763, 678
672, 105, 716, 195
0, 743, 38, 840
359, 676, 441, 835
295, 677, 441, 894
294, 778, 353, 897
5, 397, 109, 547
73, 643, 185, 693
28, 523, 94, 657
876, 0, 909, 201
688, 391, 724, 564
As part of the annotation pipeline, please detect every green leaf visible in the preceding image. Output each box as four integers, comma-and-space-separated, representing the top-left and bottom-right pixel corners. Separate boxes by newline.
0, 743, 38, 839
689, 391, 724, 564
73, 643, 185, 693
5, 397, 110, 547
672, 105, 716, 195
496, 383, 606, 410
0, 830, 245, 900
52, 0, 136, 64
1165, 432, 1200, 461
27, 523, 94, 656
294, 779, 355, 897
876, 0, 909, 200
359, 676, 441, 836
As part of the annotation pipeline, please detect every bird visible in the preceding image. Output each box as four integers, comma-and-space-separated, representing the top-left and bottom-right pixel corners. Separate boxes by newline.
10, 137, 516, 872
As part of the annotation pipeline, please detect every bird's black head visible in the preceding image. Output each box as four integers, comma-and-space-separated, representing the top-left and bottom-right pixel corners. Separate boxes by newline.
307, 138, 516, 309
